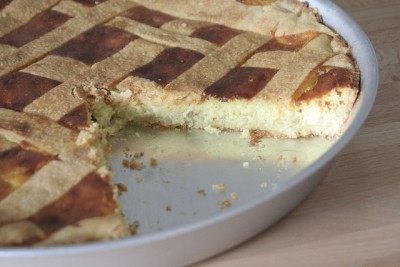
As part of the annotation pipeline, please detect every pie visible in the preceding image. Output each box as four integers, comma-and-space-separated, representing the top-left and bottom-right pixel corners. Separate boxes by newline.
0, 0, 359, 246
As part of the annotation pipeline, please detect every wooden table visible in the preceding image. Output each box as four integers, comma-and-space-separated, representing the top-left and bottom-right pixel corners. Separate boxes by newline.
198, 1, 400, 266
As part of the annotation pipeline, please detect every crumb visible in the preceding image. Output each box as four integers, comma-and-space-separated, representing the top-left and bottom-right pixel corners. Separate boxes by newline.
212, 183, 225, 194
130, 160, 145, 170
293, 156, 297, 163
122, 159, 130, 168
123, 147, 134, 158
136, 174, 143, 183
129, 220, 140, 235
150, 157, 158, 167
230, 192, 238, 200
260, 182, 268, 189
242, 162, 249, 168
165, 205, 172, 212
218, 200, 231, 209
134, 152, 144, 159
249, 130, 268, 146
115, 183, 127, 196
197, 189, 207, 196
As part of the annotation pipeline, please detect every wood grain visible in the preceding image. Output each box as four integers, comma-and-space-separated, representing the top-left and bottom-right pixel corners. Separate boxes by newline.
197, 0, 400, 266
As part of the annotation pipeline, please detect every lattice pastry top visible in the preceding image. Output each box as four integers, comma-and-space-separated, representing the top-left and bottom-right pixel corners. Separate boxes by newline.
0, 0, 359, 246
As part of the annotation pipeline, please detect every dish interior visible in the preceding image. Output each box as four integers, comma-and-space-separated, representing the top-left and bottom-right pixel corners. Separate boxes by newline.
110, 126, 335, 235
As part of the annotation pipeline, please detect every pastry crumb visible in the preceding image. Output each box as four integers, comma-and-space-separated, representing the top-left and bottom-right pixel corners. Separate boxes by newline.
249, 130, 267, 146
122, 159, 130, 168
218, 200, 231, 209
230, 192, 238, 200
212, 183, 225, 194
165, 205, 172, 212
122, 159, 145, 170
130, 160, 145, 170
260, 182, 268, 189
150, 157, 158, 167
197, 189, 207, 196
129, 220, 140, 235
134, 152, 144, 158
136, 174, 143, 183
115, 183, 127, 196
243, 161, 249, 168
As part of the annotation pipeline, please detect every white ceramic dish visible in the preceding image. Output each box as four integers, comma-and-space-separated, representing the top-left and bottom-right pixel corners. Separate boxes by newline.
0, 1, 378, 266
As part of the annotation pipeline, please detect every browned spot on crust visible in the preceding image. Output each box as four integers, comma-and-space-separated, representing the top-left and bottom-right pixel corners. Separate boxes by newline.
204, 67, 278, 101
0, 10, 70, 48
0, 147, 54, 201
58, 103, 89, 130
122, 5, 176, 28
51, 25, 137, 65
72, 0, 107, 7
190, 25, 243, 47
0, 0, 12, 11
0, 72, 61, 111
132, 47, 204, 87
256, 31, 320, 52
294, 66, 355, 102
29, 172, 117, 235
13, 122, 32, 137
237, 0, 276, 5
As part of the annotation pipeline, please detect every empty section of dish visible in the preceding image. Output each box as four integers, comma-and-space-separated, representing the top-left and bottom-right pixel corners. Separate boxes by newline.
109, 124, 334, 235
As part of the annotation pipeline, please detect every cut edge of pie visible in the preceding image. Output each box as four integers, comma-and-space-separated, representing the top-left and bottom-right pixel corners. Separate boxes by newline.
81, 0, 359, 139
0, 109, 129, 246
